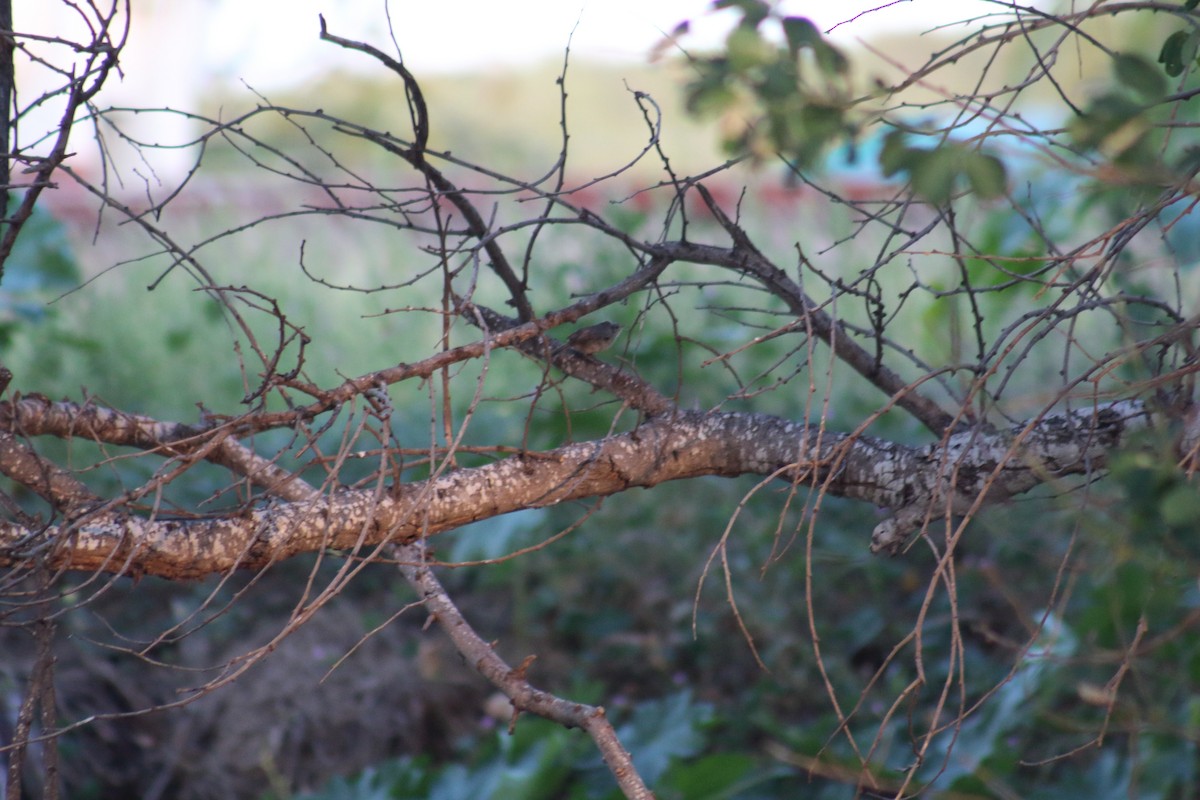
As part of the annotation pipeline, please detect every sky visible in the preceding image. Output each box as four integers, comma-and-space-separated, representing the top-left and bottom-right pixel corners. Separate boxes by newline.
199, 0, 996, 82
22, 0, 997, 175
27, 0, 1002, 108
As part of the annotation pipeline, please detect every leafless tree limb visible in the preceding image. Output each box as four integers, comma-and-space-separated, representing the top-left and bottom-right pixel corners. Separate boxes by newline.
0, 399, 1158, 578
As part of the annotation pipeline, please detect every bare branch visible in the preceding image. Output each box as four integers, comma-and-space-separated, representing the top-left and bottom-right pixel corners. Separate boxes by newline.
396, 541, 654, 799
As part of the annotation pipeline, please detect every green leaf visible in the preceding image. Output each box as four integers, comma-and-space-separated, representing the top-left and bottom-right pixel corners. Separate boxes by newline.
920, 610, 1075, 788
725, 25, 774, 71
781, 16, 820, 54
781, 17, 848, 76
879, 130, 911, 177
1176, 145, 1200, 172
1069, 93, 1147, 152
665, 753, 756, 796
767, 101, 849, 166
617, 691, 713, 786
685, 64, 736, 116
964, 151, 1007, 198
910, 147, 959, 204
165, 328, 192, 352
713, 0, 770, 27
686, 81, 736, 116
756, 58, 799, 101
1114, 52, 1167, 99
664, 753, 793, 798
1158, 29, 1194, 77
1161, 485, 1200, 528
814, 40, 850, 76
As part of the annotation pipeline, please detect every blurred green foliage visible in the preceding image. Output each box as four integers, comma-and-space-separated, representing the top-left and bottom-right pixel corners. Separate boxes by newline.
14, 2, 1200, 797
0, 203, 88, 361
681, 0, 1009, 203
683, 1, 854, 169
289, 692, 794, 800
879, 130, 1006, 205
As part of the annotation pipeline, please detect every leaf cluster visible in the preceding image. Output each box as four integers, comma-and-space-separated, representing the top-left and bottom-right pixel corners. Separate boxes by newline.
1071, 6, 1200, 180
880, 129, 1007, 205
683, 0, 853, 167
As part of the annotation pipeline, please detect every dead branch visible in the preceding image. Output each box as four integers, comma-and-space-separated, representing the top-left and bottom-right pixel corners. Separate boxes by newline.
0, 400, 1155, 578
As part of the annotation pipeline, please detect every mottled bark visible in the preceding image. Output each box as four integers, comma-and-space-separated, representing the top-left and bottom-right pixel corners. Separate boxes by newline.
0, 400, 1155, 578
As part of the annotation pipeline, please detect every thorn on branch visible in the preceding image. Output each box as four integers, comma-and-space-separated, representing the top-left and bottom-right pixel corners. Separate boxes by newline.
512, 654, 537, 681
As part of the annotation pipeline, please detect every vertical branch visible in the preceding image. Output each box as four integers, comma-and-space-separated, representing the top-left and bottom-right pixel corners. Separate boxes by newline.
318, 17, 535, 321
0, 0, 12, 227
394, 542, 655, 800
0, 1, 127, 274
5, 572, 59, 800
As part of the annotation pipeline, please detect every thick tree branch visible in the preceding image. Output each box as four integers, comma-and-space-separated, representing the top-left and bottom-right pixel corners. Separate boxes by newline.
868, 400, 1157, 553
0, 401, 1154, 578
0, 433, 97, 512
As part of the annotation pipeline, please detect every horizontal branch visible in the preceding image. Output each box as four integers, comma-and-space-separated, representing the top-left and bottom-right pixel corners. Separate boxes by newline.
0, 401, 1154, 579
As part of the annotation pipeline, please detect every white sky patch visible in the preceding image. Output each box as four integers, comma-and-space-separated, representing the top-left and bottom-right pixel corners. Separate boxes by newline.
22, 0, 1001, 105
200, 0, 999, 81
19, 0, 999, 175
